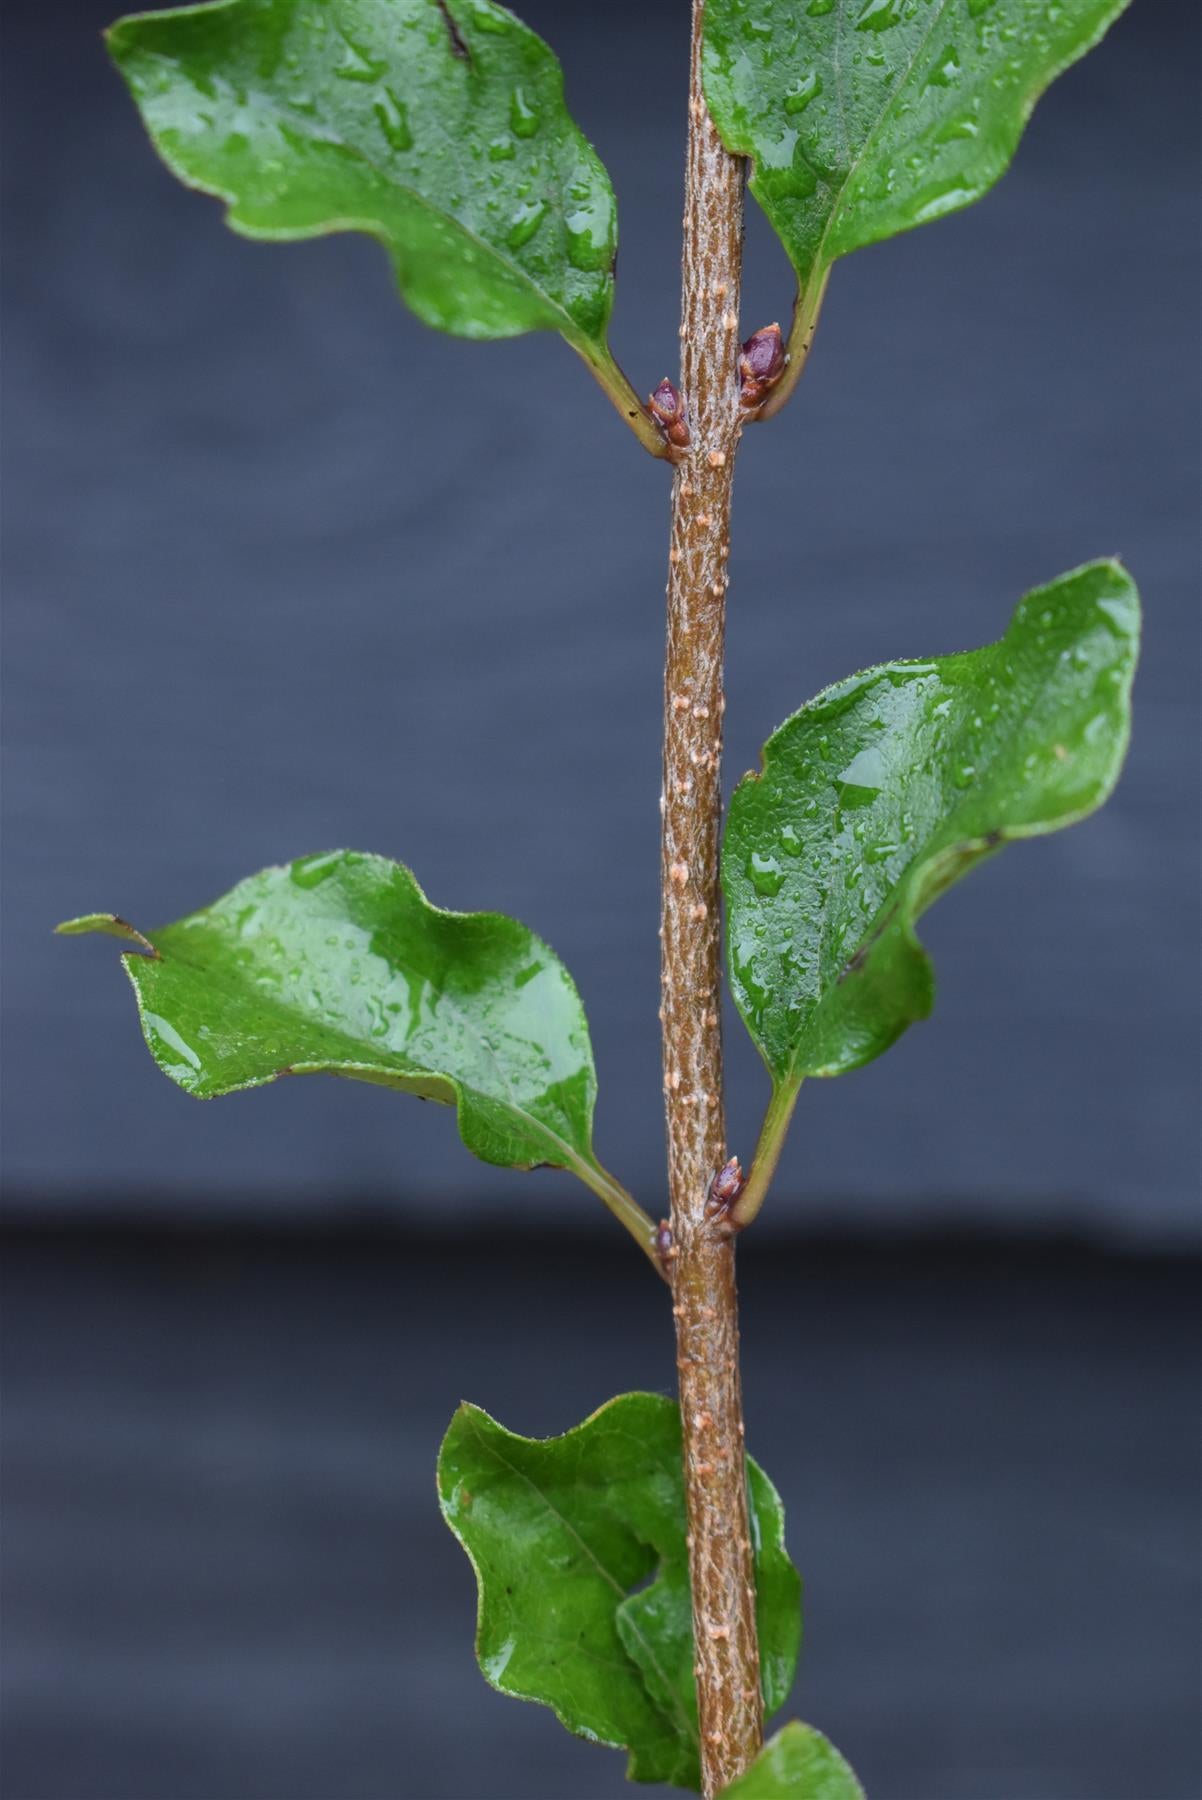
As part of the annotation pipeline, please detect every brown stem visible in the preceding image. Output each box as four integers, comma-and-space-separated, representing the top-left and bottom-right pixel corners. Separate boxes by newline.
660, 7, 761, 1794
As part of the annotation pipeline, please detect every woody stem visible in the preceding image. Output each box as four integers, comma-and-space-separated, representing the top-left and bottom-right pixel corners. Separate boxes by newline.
660, 5, 762, 1794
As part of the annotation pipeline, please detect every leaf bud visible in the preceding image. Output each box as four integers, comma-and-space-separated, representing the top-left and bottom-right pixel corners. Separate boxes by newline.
705, 1155, 746, 1224
648, 377, 691, 448
738, 323, 786, 406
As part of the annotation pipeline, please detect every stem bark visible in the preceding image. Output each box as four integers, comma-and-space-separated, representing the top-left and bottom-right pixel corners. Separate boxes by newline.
660, 7, 761, 1793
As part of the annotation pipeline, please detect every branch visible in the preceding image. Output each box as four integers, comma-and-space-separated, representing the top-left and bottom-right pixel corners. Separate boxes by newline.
660, 6, 763, 1792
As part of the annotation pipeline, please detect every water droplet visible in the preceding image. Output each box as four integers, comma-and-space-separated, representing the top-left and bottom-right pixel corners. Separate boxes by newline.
291, 852, 343, 889
952, 763, 976, 790
836, 746, 885, 807
471, 1, 510, 33
1095, 594, 1135, 636
565, 201, 612, 272
784, 69, 821, 114
927, 44, 961, 87
732, 936, 770, 1010
334, 32, 388, 82
373, 86, 413, 152
856, 0, 902, 30
506, 198, 548, 249
509, 86, 540, 138
807, 0, 834, 13
885, 661, 937, 688
936, 109, 980, 143
779, 824, 804, 857
746, 851, 785, 897
144, 1011, 202, 1074
911, 182, 975, 225
488, 135, 515, 162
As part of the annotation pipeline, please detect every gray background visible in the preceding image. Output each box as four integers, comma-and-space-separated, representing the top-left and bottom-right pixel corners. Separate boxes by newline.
2, 3, 1199, 1800
5, 0, 1198, 1241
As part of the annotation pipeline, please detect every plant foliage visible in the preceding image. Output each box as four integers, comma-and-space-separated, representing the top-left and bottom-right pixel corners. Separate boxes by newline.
439, 1392, 801, 1789
108, 0, 621, 359
59, 851, 607, 1181
723, 560, 1139, 1102
702, 0, 1133, 296
720, 1722, 864, 1798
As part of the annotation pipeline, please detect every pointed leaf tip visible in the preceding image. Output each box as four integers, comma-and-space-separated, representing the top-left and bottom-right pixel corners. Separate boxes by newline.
56, 912, 159, 956
63, 850, 601, 1177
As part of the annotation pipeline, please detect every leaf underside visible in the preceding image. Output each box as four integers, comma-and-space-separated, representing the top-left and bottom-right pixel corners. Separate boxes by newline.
722, 559, 1139, 1094
438, 1392, 801, 1790
720, 1722, 865, 1799
107, 0, 618, 347
59, 850, 601, 1178
702, 0, 1133, 294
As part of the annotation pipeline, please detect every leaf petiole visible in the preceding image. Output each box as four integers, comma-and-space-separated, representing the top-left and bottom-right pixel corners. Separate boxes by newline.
570, 1157, 666, 1277
728, 1080, 802, 1231
746, 268, 831, 426
575, 337, 676, 460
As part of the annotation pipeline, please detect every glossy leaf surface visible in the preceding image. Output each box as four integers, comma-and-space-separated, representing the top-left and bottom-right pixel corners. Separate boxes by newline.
438, 1392, 801, 1789
721, 1722, 865, 1799
724, 560, 1139, 1091
108, 0, 618, 349
703, 0, 1132, 293
59, 851, 602, 1178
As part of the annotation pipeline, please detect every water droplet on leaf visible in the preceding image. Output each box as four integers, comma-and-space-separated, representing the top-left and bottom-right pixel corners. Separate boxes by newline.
373, 87, 413, 152
746, 852, 786, 897
291, 852, 344, 890
506, 198, 548, 248
509, 86, 540, 138
836, 746, 885, 807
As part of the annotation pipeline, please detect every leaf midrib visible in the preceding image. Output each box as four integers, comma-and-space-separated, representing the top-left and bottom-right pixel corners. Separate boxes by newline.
465, 1412, 699, 1755
806, 0, 955, 284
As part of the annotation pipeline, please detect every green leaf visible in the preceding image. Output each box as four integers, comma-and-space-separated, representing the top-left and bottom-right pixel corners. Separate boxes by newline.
438, 1392, 801, 1789
723, 559, 1139, 1098
702, 0, 1132, 296
58, 850, 604, 1180
720, 1722, 865, 1799
107, 0, 618, 352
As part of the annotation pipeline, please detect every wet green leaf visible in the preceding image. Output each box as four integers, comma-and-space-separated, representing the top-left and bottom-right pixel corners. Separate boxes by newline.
703, 0, 1132, 295
438, 1392, 801, 1789
58, 850, 605, 1180
723, 560, 1139, 1096
107, 0, 619, 354
720, 1722, 865, 1799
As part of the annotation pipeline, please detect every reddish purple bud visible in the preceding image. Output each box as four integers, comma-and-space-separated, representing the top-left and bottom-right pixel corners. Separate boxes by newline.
648, 377, 691, 448
705, 1155, 746, 1221
739, 323, 786, 404
649, 377, 680, 420
655, 1218, 676, 1271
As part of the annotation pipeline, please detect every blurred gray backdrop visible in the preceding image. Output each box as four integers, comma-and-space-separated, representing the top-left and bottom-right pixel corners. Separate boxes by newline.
4, 0, 1197, 1243
3, 6, 1200, 1800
